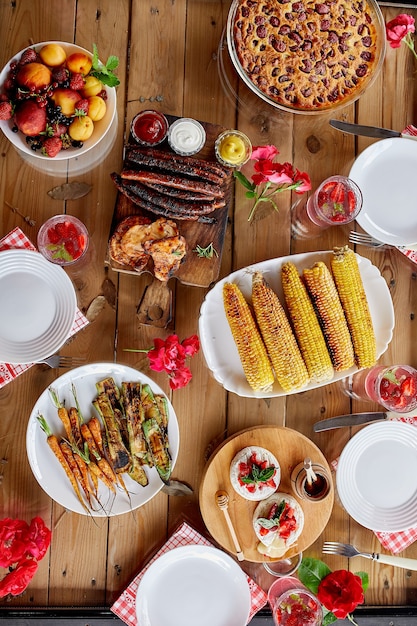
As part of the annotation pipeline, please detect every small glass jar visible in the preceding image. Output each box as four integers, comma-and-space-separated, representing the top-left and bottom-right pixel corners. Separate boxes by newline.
291, 461, 331, 502
215, 129, 252, 168
37, 214, 89, 266
130, 110, 168, 146
268, 577, 323, 626
167, 117, 206, 155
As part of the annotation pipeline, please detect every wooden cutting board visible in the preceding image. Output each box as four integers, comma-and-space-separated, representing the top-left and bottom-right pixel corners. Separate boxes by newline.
199, 426, 334, 563
105, 114, 234, 289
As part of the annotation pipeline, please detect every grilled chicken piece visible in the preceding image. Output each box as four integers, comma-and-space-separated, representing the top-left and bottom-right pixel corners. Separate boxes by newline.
143, 234, 187, 282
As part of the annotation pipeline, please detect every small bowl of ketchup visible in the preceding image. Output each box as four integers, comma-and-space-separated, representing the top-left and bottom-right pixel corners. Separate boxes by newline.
130, 110, 168, 146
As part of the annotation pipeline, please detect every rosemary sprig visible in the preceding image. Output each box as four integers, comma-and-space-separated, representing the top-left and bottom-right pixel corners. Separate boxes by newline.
193, 242, 218, 259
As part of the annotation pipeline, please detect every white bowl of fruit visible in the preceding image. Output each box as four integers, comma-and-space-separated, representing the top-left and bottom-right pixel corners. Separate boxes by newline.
0, 41, 118, 159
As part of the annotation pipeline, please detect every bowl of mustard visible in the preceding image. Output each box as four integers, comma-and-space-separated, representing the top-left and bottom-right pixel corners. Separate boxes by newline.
215, 130, 252, 168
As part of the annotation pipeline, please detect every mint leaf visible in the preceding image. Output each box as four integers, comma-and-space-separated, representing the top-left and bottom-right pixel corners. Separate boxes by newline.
355, 571, 369, 593
90, 43, 120, 87
298, 557, 331, 594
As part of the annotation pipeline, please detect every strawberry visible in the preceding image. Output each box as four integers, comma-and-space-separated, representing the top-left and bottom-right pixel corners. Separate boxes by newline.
69, 72, 85, 91
42, 137, 63, 158
51, 66, 69, 85
19, 48, 38, 65
50, 122, 68, 138
0, 101, 13, 120
64, 240, 76, 259
400, 376, 417, 397
75, 99, 89, 116
47, 227, 60, 244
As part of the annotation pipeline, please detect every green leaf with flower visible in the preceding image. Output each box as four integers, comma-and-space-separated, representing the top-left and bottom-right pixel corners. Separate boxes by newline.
299, 557, 368, 626
233, 145, 311, 222
386, 14, 417, 61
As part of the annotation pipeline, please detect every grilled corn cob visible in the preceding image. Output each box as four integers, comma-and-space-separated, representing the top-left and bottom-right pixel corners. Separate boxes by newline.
281, 262, 334, 383
252, 271, 309, 392
303, 261, 355, 372
223, 282, 275, 393
331, 246, 377, 368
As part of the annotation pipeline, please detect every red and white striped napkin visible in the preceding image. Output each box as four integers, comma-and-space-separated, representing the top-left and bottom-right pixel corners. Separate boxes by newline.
0, 226, 89, 389
332, 414, 417, 554
111, 521, 268, 626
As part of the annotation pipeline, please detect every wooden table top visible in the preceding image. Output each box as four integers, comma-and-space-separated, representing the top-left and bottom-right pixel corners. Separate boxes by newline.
1, 0, 417, 618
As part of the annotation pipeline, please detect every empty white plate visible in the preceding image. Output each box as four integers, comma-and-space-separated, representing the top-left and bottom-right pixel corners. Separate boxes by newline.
336, 421, 417, 531
135, 545, 251, 626
0, 249, 76, 363
350, 138, 417, 246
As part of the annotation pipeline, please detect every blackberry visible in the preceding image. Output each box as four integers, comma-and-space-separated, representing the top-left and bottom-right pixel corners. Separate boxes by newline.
26, 136, 43, 151
71, 140, 84, 149
46, 101, 69, 125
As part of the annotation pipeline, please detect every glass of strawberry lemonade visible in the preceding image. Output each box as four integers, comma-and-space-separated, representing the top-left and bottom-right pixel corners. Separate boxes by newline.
343, 365, 417, 413
37, 215, 89, 266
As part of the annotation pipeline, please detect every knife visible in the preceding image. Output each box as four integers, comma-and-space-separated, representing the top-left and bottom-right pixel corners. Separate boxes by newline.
329, 119, 417, 141
313, 411, 388, 432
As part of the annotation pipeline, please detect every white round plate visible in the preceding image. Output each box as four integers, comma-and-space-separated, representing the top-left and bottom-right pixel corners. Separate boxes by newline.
26, 363, 179, 516
0, 41, 117, 161
135, 545, 251, 626
199, 250, 394, 398
336, 421, 417, 531
350, 138, 417, 246
0, 249, 76, 363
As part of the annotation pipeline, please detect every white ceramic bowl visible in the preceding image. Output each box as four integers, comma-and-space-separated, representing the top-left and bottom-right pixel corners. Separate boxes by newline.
0, 41, 117, 160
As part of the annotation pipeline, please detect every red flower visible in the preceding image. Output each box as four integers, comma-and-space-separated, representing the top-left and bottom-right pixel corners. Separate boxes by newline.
145, 334, 200, 389
317, 569, 364, 619
251, 145, 279, 161
386, 14, 415, 48
24, 517, 52, 561
0, 559, 38, 598
0, 518, 29, 568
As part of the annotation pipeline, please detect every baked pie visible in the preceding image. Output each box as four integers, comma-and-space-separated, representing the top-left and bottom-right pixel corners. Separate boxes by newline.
231, 0, 381, 111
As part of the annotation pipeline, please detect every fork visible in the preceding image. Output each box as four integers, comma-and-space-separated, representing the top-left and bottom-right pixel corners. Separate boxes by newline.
348, 231, 388, 249
323, 541, 417, 571
36, 354, 86, 368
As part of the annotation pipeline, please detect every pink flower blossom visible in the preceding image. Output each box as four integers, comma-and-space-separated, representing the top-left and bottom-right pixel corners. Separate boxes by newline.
386, 13, 415, 48
251, 145, 279, 161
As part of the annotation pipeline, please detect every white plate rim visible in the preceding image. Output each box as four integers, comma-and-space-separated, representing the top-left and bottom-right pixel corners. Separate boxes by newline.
0, 41, 117, 160
198, 250, 394, 398
26, 362, 179, 516
336, 421, 417, 531
135, 545, 251, 626
0, 249, 77, 363
351, 138, 417, 246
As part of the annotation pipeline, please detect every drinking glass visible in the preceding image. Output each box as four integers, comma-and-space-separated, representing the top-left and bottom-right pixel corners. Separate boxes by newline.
268, 576, 322, 626
263, 552, 302, 578
37, 214, 89, 266
342, 364, 417, 413
292, 175, 362, 239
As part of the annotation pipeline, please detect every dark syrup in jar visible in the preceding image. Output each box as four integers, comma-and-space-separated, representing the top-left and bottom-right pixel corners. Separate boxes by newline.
303, 473, 328, 499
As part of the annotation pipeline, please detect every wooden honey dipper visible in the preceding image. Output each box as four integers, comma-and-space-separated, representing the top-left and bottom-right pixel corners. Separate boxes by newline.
215, 490, 245, 561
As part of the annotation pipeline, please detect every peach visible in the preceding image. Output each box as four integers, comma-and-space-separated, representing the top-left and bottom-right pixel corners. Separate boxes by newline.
50, 88, 82, 116
14, 100, 47, 136
39, 43, 67, 67
87, 95, 106, 121
80, 75, 102, 98
16, 62, 51, 91
66, 52, 92, 76
68, 115, 94, 141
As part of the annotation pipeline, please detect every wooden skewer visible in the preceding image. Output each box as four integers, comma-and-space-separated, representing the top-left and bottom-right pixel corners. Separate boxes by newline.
215, 490, 245, 561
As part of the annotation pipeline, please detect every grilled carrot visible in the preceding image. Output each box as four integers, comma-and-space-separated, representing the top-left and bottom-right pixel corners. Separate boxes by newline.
49, 388, 73, 441
37, 414, 89, 513
60, 441, 92, 507
89, 461, 116, 493
68, 407, 83, 449
81, 422, 117, 486
88, 416, 105, 458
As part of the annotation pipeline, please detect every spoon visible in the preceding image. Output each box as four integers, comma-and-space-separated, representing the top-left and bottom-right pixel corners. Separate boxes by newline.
303, 458, 318, 486
215, 490, 245, 561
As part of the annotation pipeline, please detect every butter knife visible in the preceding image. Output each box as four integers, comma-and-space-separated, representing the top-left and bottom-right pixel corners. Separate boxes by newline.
314, 411, 388, 432
329, 119, 417, 141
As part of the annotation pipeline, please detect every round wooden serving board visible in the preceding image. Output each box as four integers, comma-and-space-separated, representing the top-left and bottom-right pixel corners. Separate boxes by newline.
199, 426, 334, 563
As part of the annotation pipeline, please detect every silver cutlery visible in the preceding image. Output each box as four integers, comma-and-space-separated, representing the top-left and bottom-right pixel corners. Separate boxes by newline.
348, 231, 387, 249
313, 411, 389, 432
36, 355, 86, 368
330, 119, 417, 141
323, 541, 417, 571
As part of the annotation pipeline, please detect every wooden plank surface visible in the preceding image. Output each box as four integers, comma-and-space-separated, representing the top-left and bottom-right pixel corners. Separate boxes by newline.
0, 0, 417, 615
